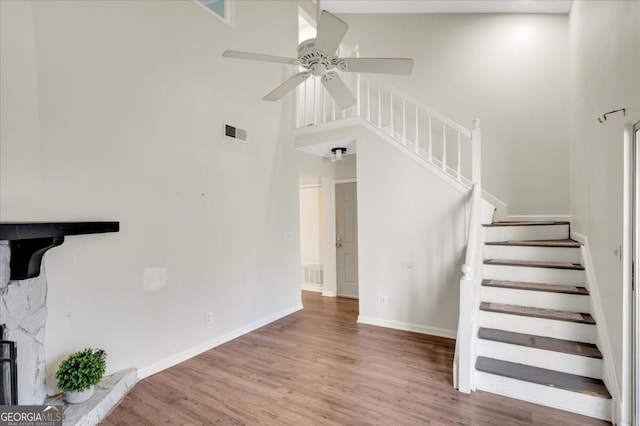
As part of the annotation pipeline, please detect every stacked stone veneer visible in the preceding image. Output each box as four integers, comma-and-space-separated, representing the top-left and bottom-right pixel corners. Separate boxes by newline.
0, 240, 48, 404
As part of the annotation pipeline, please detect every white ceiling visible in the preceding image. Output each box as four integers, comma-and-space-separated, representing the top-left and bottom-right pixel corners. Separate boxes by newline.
320, 0, 572, 14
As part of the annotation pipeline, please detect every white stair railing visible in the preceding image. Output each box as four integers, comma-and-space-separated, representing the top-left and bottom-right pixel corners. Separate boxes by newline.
296, 74, 480, 189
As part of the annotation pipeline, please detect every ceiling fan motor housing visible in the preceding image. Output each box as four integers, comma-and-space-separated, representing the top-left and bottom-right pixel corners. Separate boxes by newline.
297, 38, 334, 76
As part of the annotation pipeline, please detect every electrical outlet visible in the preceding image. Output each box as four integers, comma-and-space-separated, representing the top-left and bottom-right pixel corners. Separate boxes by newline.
205, 312, 213, 326
379, 296, 387, 305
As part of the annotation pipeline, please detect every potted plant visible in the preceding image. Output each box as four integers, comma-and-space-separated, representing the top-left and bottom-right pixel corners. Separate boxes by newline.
55, 348, 107, 404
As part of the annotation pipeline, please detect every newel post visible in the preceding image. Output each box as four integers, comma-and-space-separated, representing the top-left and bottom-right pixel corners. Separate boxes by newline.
471, 119, 482, 185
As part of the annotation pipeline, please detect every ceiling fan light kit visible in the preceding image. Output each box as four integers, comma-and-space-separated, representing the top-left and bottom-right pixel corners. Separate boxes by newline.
222, 10, 414, 110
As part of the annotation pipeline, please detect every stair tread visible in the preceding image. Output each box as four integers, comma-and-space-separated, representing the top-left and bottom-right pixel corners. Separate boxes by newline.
480, 302, 596, 324
485, 239, 581, 248
478, 327, 602, 358
476, 356, 611, 398
484, 259, 585, 270
483, 221, 570, 227
482, 279, 589, 295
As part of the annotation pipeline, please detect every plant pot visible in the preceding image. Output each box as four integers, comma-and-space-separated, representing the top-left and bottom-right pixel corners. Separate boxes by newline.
65, 385, 94, 404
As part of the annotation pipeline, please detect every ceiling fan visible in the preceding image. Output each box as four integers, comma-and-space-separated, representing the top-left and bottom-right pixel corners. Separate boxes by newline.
222, 10, 414, 110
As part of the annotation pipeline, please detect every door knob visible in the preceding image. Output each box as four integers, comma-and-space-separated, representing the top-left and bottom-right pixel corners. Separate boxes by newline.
336, 237, 342, 248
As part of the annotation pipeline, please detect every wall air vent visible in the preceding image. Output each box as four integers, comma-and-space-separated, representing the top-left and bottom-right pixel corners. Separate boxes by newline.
224, 124, 247, 142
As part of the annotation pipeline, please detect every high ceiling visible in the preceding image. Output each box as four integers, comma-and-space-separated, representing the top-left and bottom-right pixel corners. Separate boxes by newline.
320, 0, 573, 14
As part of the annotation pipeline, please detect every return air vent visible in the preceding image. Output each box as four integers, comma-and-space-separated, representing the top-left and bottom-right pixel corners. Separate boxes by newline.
224, 124, 247, 142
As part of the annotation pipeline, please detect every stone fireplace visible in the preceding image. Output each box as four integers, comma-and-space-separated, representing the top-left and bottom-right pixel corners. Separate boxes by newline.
0, 242, 48, 404
0, 222, 136, 425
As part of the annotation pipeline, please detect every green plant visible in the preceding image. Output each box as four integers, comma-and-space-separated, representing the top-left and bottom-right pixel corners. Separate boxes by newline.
55, 348, 107, 392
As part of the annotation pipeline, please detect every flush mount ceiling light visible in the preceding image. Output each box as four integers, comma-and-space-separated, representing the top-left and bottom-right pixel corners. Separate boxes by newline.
331, 147, 347, 162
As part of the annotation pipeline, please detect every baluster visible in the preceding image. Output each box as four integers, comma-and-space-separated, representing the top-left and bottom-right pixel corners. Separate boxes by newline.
313, 79, 317, 125
356, 74, 361, 117
442, 124, 447, 172
415, 106, 420, 154
377, 86, 382, 128
457, 131, 461, 181
390, 91, 394, 136
320, 86, 327, 123
402, 99, 406, 145
428, 115, 433, 162
332, 98, 336, 121
367, 79, 371, 122
303, 80, 308, 126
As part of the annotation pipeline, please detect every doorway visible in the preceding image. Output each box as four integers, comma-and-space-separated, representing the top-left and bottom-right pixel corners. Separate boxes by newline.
335, 181, 359, 298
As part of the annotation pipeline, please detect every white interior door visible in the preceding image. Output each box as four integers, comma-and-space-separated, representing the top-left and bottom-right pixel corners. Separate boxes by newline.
336, 182, 359, 298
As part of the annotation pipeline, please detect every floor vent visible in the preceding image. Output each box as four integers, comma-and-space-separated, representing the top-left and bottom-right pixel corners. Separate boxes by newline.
224, 124, 247, 142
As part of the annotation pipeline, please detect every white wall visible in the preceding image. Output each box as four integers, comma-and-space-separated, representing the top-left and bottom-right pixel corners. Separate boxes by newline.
299, 185, 321, 265
568, 1, 640, 422
340, 13, 570, 216
356, 127, 466, 337
0, 0, 308, 386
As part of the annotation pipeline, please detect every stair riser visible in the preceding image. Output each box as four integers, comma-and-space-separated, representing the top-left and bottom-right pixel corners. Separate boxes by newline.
475, 372, 611, 421
484, 245, 580, 263
484, 224, 569, 242
479, 311, 596, 343
481, 287, 590, 312
483, 264, 585, 285
477, 340, 602, 379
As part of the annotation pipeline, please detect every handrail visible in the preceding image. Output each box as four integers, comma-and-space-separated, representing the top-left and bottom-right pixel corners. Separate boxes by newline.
295, 73, 480, 189
455, 182, 483, 393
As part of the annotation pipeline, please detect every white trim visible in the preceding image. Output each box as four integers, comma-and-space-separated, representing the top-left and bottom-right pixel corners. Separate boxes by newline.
137, 303, 303, 379
334, 178, 357, 184
336, 293, 359, 299
357, 315, 456, 339
299, 183, 321, 189
191, 0, 234, 27
301, 284, 323, 292
482, 190, 507, 221
505, 214, 573, 222
571, 231, 621, 419
322, 290, 336, 297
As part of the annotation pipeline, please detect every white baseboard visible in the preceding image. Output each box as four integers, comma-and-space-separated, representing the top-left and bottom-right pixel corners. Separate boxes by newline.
357, 315, 456, 339
137, 303, 303, 380
336, 293, 358, 299
571, 231, 622, 422
322, 291, 336, 297
505, 214, 573, 222
301, 284, 323, 293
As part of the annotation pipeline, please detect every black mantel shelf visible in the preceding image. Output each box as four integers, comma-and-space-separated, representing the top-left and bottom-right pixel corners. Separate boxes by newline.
0, 222, 119, 281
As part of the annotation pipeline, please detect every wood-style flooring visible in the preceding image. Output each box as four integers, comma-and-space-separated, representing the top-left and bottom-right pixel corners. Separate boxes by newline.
102, 291, 610, 425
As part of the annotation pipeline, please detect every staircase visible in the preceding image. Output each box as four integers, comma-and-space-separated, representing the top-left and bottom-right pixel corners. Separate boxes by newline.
474, 221, 611, 420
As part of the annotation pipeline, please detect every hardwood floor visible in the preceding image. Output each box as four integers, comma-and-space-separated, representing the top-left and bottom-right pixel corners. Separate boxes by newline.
102, 292, 610, 425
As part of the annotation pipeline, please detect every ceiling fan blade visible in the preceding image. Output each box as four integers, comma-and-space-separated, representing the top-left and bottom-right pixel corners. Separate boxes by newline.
223, 50, 296, 65
321, 72, 356, 109
263, 72, 311, 101
315, 11, 349, 55
338, 58, 414, 75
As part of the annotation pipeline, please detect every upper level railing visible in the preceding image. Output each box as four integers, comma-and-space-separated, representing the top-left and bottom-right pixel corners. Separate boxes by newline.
295, 73, 480, 189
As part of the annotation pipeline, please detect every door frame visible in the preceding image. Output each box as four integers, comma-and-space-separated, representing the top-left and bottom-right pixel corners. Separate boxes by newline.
632, 119, 640, 426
